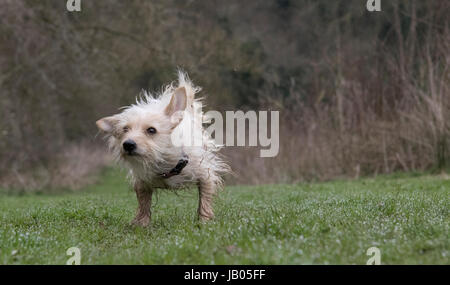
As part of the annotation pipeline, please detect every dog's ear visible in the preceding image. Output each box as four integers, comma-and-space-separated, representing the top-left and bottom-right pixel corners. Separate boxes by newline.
96, 116, 119, 133
165, 87, 187, 116
165, 87, 187, 126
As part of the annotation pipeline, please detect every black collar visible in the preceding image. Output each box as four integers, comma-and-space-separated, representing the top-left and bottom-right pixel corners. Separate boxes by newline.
160, 155, 189, 179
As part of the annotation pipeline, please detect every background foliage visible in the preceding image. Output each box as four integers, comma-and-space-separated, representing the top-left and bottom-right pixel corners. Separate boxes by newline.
0, 0, 449, 190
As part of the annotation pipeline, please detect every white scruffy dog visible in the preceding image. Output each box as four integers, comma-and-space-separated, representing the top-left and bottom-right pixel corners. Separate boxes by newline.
96, 71, 229, 226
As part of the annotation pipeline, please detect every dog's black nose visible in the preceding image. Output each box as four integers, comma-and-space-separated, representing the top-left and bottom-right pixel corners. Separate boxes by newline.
123, 140, 137, 153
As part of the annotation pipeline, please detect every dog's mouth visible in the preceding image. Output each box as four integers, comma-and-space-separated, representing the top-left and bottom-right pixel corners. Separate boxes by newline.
122, 150, 139, 157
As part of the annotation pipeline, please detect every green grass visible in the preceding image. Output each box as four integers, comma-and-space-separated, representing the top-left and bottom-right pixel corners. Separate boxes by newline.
0, 169, 449, 264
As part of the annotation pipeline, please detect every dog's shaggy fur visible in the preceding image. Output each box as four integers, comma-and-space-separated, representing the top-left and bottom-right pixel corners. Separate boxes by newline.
96, 71, 229, 226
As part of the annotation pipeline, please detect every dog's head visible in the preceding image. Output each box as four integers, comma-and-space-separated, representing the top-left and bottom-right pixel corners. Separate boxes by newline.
96, 87, 187, 164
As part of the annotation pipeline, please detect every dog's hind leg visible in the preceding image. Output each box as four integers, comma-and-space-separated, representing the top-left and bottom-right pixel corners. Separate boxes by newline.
197, 179, 215, 221
131, 182, 153, 227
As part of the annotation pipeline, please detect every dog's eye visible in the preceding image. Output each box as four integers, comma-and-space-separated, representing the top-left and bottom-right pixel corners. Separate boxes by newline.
123, 126, 129, 133
147, 127, 157, 134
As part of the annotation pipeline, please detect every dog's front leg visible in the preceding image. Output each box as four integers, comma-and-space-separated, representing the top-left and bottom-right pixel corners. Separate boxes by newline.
197, 179, 215, 221
131, 182, 153, 227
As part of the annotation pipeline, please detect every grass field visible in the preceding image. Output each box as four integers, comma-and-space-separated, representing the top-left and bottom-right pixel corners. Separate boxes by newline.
0, 169, 448, 264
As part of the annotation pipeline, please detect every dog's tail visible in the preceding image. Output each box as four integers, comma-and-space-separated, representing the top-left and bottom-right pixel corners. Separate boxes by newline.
177, 69, 201, 109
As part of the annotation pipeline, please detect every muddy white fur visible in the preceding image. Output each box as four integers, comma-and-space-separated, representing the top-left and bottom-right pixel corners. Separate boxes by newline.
96, 71, 229, 226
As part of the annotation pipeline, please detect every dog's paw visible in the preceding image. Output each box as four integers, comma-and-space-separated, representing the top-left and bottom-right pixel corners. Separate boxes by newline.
198, 214, 214, 223
131, 217, 150, 227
